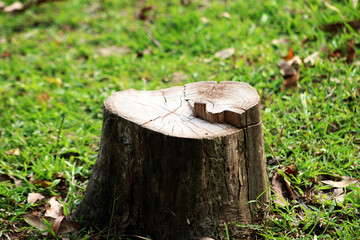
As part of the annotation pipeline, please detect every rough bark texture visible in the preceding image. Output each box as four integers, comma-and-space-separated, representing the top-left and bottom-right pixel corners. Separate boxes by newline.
73, 81, 268, 240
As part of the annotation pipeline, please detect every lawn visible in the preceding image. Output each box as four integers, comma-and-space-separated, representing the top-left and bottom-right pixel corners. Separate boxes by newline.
0, 0, 359, 239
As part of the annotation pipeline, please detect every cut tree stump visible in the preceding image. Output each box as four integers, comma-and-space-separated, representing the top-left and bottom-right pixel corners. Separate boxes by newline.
73, 81, 269, 240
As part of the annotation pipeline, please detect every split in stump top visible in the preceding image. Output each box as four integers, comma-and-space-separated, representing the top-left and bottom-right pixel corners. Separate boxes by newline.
105, 81, 261, 139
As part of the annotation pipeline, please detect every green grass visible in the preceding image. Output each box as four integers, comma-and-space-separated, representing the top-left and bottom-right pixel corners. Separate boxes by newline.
0, 0, 359, 239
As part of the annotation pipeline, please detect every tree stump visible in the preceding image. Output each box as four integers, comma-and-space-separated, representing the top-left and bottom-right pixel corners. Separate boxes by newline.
74, 81, 269, 239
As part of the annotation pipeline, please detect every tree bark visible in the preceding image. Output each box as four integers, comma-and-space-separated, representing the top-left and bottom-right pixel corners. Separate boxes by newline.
73, 81, 269, 239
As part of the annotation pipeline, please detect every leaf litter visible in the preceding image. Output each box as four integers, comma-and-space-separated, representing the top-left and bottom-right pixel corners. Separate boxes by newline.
27, 193, 45, 204
98, 46, 132, 57
214, 47, 235, 59
277, 48, 301, 90
24, 196, 80, 237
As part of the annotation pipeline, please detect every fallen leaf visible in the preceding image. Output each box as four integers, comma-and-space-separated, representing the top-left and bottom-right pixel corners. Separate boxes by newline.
200, 16, 209, 24
303, 51, 320, 66
28, 193, 45, 204
301, 36, 318, 45
36, 92, 50, 103
284, 164, 299, 176
45, 197, 62, 218
271, 173, 287, 206
283, 178, 295, 200
98, 46, 132, 57
162, 72, 188, 84
329, 78, 341, 84
278, 48, 301, 90
136, 47, 152, 58
57, 219, 81, 234
214, 48, 235, 59
23, 214, 48, 234
271, 38, 289, 45
321, 177, 358, 188
333, 188, 345, 203
23, 214, 80, 236
0, 174, 11, 183
320, 19, 360, 33
329, 49, 343, 60
137, 5, 155, 21
220, 12, 231, 19
1, 51, 11, 58
5, 148, 20, 155
3, 1, 23, 13
49, 216, 64, 237
346, 38, 356, 64
33, 180, 51, 188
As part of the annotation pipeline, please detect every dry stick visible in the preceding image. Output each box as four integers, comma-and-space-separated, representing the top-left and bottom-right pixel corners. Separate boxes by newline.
263, 136, 281, 166
144, 22, 163, 50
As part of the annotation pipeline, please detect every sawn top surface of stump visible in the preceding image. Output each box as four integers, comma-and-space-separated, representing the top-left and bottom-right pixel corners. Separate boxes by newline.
105, 81, 260, 139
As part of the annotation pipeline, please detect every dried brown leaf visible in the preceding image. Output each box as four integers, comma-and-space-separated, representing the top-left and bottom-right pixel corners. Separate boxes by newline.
271, 38, 289, 45
284, 164, 299, 176
220, 12, 231, 19
1, 51, 11, 58
33, 179, 51, 187
278, 59, 297, 76
57, 219, 81, 234
333, 188, 345, 203
321, 177, 358, 188
36, 92, 50, 103
284, 178, 295, 200
23, 214, 79, 236
214, 48, 235, 59
320, 19, 360, 33
28, 193, 45, 204
271, 173, 287, 206
45, 197, 62, 218
5, 148, 20, 155
23, 214, 48, 233
163, 72, 188, 84
200, 16, 209, 24
303, 51, 320, 66
3, 1, 23, 13
49, 216, 64, 237
137, 5, 155, 21
98, 46, 132, 57
278, 49, 301, 90
346, 38, 356, 64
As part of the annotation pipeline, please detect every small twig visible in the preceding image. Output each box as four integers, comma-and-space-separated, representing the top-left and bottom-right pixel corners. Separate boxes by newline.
263, 136, 281, 166
56, 113, 66, 147
144, 23, 162, 50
